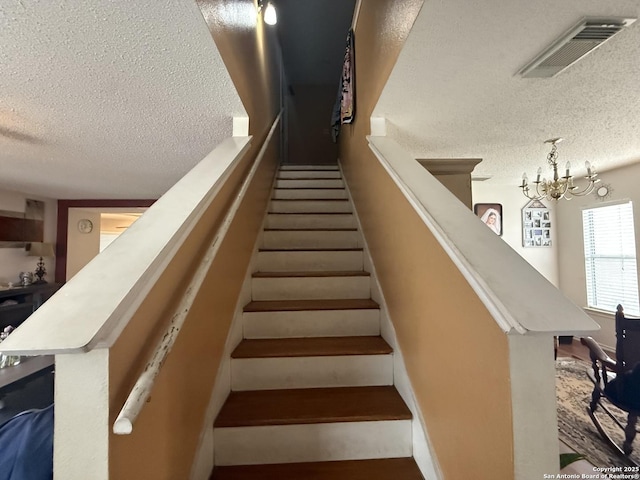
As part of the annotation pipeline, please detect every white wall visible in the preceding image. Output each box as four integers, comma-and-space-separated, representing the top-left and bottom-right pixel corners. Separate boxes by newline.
0, 189, 57, 285
556, 161, 640, 350
472, 181, 559, 286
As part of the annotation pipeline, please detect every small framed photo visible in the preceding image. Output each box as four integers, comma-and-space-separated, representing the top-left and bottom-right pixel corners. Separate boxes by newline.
474, 203, 503, 236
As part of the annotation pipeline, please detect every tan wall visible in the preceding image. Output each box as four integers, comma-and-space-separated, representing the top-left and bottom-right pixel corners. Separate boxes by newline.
109, 138, 278, 479
286, 85, 338, 164
109, 2, 281, 477
198, 0, 281, 142
340, 2, 514, 478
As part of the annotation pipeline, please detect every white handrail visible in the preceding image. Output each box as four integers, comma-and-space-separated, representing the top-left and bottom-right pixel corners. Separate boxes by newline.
0, 136, 252, 355
113, 113, 281, 435
367, 136, 598, 336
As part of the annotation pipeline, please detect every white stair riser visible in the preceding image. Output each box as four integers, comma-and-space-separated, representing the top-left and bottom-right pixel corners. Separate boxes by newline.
231, 355, 393, 391
270, 200, 351, 214
280, 165, 339, 171
265, 214, 356, 229
252, 276, 370, 301
275, 179, 344, 189
243, 309, 380, 339
262, 230, 360, 249
214, 420, 412, 465
278, 171, 342, 179
273, 189, 347, 199
256, 250, 363, 272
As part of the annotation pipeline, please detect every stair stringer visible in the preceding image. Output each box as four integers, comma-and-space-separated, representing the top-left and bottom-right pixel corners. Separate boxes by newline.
340, 162, 443, 480
189, 182, 276, 480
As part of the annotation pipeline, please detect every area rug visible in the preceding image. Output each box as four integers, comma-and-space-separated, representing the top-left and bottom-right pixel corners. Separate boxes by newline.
556, 357, 640, 468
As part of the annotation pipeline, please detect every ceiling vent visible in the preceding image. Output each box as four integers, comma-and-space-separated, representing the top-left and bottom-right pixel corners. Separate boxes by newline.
519, 17, 636, 78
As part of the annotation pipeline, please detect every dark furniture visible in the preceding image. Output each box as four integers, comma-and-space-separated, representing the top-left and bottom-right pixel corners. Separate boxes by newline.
581, 304, 640, 461
0, 284, 61, 331
0, 284, 59, 410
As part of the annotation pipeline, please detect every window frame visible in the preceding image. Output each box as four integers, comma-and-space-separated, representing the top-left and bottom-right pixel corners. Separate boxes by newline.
581, 200, 640, 316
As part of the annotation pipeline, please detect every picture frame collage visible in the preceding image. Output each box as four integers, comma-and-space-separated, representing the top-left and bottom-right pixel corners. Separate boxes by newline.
522, 199, 551, 247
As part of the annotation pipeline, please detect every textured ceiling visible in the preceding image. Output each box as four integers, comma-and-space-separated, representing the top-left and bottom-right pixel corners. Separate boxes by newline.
7, 0, 635, 198
0, 0, 245, 199
374, 0, 640, 185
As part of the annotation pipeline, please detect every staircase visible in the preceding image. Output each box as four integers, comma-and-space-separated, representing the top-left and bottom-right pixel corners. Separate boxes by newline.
211, 165, 424, 479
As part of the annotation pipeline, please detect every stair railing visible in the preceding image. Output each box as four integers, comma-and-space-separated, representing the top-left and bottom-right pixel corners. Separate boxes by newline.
0, 112, 279, 479
113, 112, 281, 434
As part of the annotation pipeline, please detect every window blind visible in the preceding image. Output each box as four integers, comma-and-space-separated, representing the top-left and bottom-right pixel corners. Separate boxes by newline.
582, 201, 639, 316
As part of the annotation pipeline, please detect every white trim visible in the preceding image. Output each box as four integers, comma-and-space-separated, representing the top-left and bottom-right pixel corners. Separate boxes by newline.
370, 116, 387, 136
351, 0, 363, 31
367, 136, 599, 336
508, 335, 558, 479
114, 114, 281, 435
54, 349, 109, 480
580, 197, 633, 210
1, 136, 252, 355
233, 116, 250, 137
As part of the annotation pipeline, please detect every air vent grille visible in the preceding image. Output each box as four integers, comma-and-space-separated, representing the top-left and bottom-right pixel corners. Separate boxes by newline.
519, 17, 636, 78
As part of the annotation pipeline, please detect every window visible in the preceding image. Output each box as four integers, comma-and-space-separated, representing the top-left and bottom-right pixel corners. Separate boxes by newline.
582, 201, 639, 316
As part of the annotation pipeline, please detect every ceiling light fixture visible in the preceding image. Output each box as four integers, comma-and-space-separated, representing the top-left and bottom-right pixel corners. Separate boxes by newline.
257, 0, 277, 25
520, 138, 600, 201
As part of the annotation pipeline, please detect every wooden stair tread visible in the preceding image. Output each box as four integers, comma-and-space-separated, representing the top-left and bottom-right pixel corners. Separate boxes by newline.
214, 386, 412, 427
271, 198, 348, 202
263, 228, 357, 232
278, 167, 339, 170
275, 187, 345, 190
267, 212, 353, 215
252, 271, 369, 278
277, 177, 342, 180
211, 458, 424, 480
259, 247, 362, 252
244, 298, 379, 312
231, 336, 392, 358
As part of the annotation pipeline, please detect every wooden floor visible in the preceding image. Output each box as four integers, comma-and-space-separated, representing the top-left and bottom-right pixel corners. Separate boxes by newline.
211, 458, 424, 480
556, 336, 614, 363
557, 338, 591, 362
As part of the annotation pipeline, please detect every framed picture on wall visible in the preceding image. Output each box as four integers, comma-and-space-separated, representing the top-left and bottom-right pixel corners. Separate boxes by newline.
474, 203, 502, 236
522, 199, 551, 247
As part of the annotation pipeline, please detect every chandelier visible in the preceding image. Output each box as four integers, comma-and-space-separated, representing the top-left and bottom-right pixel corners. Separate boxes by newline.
520, 138, 600, 201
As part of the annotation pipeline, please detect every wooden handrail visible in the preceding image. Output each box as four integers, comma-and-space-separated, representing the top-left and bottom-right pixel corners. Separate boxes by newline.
113, 113, 281, 435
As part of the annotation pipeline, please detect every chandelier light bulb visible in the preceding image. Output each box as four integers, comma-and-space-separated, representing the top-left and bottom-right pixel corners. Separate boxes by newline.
585, 161, 592, 176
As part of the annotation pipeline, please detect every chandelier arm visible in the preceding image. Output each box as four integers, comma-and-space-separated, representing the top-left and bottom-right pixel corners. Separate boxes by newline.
518, 138, 603, 202
567, 179, 599, 197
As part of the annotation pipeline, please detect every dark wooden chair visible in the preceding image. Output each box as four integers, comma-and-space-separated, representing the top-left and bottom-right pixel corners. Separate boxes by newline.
581, 305, 640, 460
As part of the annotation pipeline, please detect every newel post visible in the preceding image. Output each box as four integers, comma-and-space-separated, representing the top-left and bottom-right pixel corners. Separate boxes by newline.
54, 349, 110, 480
